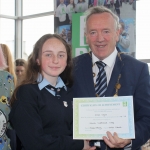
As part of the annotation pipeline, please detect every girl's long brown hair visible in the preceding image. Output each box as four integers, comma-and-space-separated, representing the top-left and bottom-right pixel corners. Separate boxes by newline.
10, 34, 73, 106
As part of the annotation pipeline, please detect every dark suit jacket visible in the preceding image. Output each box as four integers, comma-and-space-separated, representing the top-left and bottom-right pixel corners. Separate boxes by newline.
73, 52, 150, 150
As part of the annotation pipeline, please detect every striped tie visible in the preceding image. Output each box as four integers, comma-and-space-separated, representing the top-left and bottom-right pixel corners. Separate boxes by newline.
95, 61, 107, 97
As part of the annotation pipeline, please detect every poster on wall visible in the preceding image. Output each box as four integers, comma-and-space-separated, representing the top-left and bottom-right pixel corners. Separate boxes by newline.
54, 0, 89, 46
54, 0, 136, 58
72, 13, 89, 57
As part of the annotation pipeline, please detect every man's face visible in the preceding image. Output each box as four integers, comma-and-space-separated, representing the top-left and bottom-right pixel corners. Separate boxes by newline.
85, 13, 119, 60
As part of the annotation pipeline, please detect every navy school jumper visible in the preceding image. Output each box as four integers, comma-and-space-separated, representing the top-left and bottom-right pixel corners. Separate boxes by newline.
9, 84, 83, 150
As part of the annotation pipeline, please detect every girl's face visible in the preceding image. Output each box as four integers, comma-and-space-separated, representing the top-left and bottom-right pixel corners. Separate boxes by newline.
37, 38, 67, 82
16, 66, 26, 79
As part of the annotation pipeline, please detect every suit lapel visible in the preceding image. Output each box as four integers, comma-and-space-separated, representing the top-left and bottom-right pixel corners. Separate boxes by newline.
105, 53, 124, 97
80, 52, 125, 97
82, 53, 96, 97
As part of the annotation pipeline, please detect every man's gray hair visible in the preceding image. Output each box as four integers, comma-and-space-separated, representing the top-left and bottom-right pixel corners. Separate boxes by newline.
84, 6, 120, 31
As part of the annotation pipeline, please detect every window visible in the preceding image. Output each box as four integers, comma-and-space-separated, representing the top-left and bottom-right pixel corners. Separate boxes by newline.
0, 18, 15, 57
23, 0, 54, 16
0, 0, 150, 68
136, 0, 150, 60
22, 15, 54, 59
148, 63, 150, 74
0, 0, 15, 16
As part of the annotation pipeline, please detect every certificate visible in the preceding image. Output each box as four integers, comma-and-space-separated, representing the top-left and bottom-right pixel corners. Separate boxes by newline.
73, 96, 135, 139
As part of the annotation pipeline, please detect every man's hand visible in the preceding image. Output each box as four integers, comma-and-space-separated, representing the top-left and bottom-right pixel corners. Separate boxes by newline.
83, 140, 96, 150
103, 131, 131, 148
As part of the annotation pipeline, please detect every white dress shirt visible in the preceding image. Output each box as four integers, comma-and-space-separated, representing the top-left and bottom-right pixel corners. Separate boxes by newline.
91, 49, 132, 149
92, 48, 117, 85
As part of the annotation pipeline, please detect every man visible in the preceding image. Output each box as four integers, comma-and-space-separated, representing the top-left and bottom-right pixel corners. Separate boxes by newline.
73, 6, 150, 150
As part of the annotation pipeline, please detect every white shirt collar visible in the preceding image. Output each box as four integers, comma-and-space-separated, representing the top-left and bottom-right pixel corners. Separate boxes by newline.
92, 48, 118, 68
37, 74, 66, 91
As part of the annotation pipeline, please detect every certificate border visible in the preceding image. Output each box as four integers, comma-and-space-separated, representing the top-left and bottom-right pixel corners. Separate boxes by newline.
73, 96, 135, 139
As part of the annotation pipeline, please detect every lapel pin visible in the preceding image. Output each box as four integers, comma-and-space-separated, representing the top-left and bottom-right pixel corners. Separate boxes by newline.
63, 101, 68, 107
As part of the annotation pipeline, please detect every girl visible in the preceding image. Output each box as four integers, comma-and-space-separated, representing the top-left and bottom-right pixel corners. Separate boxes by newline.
75, 0, 88, 13
0, 44, 15, 150
66, 0, 75, 24
9, 34, 96, 150
15, 59, 27, 86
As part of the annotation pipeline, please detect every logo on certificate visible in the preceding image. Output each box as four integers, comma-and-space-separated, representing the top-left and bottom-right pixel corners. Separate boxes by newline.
123, 101, 127, 107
